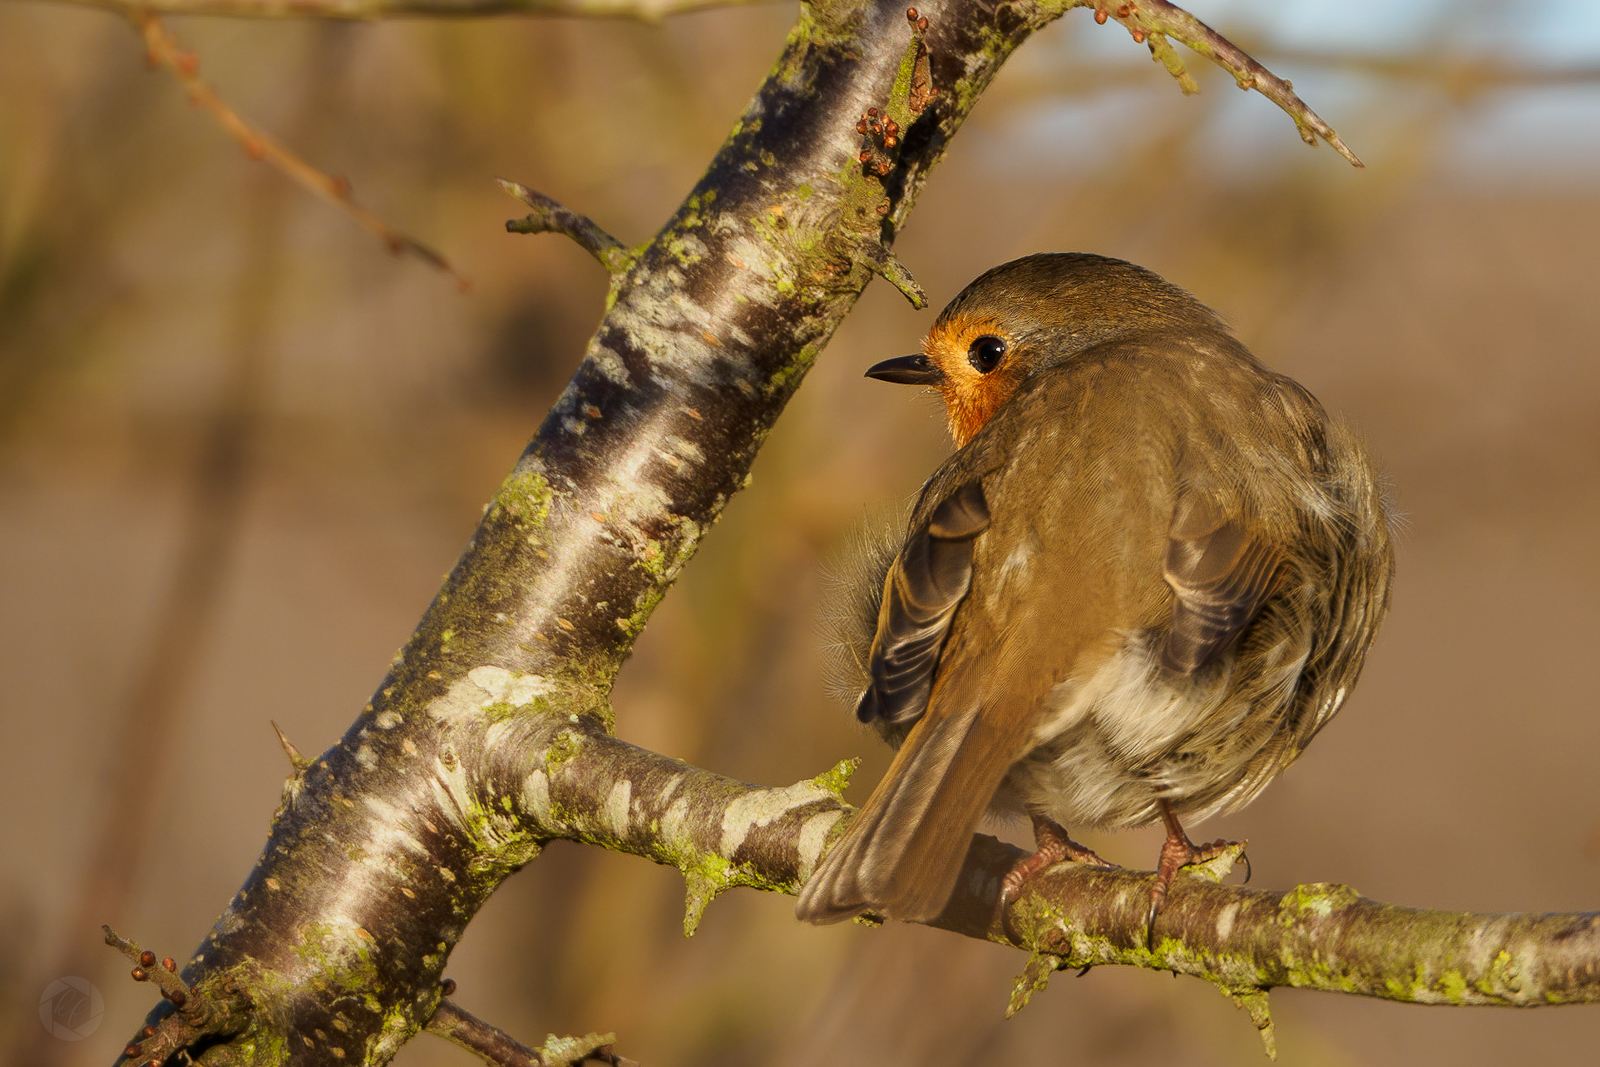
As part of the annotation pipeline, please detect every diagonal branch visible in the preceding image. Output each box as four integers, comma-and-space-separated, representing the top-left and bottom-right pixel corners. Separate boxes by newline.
131, 11, 470, 287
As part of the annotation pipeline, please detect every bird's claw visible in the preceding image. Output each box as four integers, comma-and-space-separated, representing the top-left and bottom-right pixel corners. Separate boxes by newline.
1145, 805, 1248, 949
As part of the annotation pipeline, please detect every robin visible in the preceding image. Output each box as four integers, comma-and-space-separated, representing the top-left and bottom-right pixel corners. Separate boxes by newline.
796, 253, 1393, 935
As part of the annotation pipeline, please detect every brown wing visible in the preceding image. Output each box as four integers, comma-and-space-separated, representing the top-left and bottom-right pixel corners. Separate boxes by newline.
854, 481, 990, 727
1159, 494, 1280, 675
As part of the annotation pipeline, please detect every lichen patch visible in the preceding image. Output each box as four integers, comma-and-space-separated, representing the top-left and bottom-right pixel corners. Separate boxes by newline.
796, 810, 844, 881
720, 779, 835, 857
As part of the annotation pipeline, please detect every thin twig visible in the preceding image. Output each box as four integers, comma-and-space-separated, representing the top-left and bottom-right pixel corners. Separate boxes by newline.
499, 179, 633, 275
103, 927, 251, 1062
132, 12, 470, 288
1090, 0, 1364, 167
427, 1000, 638, 1067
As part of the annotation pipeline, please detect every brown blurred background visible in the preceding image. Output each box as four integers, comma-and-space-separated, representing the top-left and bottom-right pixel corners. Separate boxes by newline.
2, 1, 1598, 1064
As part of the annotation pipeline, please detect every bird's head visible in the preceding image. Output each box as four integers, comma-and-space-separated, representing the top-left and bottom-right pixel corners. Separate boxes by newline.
866, 252, 1222, 446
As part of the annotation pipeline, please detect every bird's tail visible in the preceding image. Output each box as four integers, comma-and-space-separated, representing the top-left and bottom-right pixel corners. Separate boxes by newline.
794, 693, 1026, 924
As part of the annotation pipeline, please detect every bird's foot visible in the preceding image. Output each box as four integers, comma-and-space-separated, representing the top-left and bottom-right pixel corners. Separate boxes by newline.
1001, 812, 1117, 905
1145, 801, 1249, 949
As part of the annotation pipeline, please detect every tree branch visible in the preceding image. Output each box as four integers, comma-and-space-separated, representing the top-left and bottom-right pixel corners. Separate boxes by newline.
500, 180, 633, 278
1092, 0, 1362, 166
495, 714, 1600, 1048
427, 1000, 637, 1067
131, 10, 470, 287
22, 0, 775, 21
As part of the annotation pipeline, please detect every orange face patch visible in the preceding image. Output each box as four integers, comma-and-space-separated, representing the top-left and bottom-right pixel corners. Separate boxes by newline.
923, 314, 1024, 447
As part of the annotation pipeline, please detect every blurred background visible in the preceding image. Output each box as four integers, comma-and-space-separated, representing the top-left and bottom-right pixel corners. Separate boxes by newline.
1, 0, 1598, 1063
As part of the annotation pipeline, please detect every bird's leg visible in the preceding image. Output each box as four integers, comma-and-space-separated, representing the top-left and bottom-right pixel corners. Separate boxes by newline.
1145, 800, 1246, 948
1001, 809, 1117, 904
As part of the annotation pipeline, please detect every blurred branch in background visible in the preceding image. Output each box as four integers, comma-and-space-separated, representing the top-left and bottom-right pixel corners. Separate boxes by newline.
130, 10, 470, 287
1264, 48, 1600, 100
26, 0, 774, 19
1006, 53, 1600, 100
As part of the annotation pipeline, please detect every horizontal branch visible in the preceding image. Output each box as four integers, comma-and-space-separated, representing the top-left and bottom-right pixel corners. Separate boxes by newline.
24, 0, 774, 20
501, 711, 1600, 1047
1262, 48, 1600, 99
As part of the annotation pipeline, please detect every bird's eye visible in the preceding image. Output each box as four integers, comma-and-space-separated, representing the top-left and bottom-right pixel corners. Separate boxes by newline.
967, 335, 1006, 374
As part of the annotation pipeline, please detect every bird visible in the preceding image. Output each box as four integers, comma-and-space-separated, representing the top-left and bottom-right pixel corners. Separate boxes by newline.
796, 252, 1393, 935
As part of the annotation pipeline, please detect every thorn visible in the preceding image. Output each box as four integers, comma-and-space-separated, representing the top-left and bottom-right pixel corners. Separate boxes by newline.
1095, 7, 1108, 23
162, 957, 177, 973
682, 870, 721, 938
808, 757, 859, 798
856, 241, 927, 309
139, 951, 156, 967
1005, 951, 1064, 1019
125, 1044, 143, 1058
131, 968, 148, 982
1227, 987, 1277, 1059
272, 721, 313, 772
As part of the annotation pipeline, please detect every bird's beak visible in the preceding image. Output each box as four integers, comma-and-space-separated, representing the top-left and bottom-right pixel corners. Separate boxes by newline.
865, 353, 942, 386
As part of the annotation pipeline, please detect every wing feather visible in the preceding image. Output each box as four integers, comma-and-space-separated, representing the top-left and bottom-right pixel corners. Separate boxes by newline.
1160, 494, 1280, 674
855, 481, 990, 727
